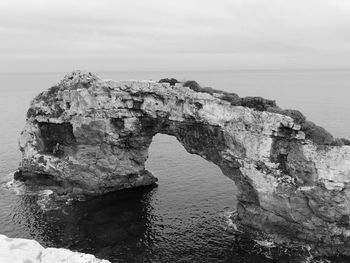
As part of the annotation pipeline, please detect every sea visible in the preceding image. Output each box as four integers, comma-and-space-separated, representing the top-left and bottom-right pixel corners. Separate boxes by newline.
1, 70, 350, 263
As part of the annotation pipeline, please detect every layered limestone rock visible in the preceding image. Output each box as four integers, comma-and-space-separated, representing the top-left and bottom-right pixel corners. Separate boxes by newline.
17, 71, 350, 256
0, 234, 110, 263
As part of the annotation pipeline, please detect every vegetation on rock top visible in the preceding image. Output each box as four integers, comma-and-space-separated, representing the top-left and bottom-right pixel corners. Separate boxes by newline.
181, 79, 349, 146
158, 78, 179, 86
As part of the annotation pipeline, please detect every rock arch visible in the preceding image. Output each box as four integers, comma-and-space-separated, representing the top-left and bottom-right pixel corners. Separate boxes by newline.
17, 71, 350, 256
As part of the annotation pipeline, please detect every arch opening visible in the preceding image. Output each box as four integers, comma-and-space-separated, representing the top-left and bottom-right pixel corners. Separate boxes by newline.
145, 133, 238, 204
145, 133, 238, 251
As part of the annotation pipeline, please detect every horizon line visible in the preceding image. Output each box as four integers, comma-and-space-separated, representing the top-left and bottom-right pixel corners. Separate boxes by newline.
1, 68, 350, 74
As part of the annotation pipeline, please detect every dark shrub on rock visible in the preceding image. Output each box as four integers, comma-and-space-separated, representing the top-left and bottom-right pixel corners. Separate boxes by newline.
221, 93, 241, 105
183, 80, 201, 91
281, 109, 306, 125
340, 138, 350, 146
197, 86, 219, 95
46, 85, 60, 97
240, 97, 277, 111
159, 78, 179, 86
184, 81, 220, 94
26, 108, 36, 119
331, 138, 345, 146
301, 121, 334, 145
267, 107, 337, 145
183, 80, 241, 104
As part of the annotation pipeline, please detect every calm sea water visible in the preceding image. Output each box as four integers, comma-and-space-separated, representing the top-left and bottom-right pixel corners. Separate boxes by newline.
1, 70, 350, 262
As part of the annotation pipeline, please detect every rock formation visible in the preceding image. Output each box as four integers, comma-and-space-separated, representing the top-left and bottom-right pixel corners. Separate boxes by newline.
0, 234, 110, 263
17, 71, 350, 256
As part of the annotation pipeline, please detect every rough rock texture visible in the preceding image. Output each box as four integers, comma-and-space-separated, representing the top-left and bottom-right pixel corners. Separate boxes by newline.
0, 234, 110, 263
18, 71, 350, 256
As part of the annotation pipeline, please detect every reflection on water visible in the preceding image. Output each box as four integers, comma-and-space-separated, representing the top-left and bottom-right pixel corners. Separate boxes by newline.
42, 186, 157, 261
2, 185, 279, 263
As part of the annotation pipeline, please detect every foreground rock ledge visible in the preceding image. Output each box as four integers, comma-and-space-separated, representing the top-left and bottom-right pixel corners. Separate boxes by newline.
0, 234, 109, 263
18, 71, 350, 256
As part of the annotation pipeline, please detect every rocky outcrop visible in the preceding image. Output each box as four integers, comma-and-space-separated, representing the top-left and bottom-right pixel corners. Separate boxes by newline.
17, 71, 350, 256
0, 234, 110, 263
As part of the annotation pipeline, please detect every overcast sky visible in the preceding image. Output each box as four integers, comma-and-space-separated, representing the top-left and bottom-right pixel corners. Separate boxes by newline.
1, 0, 350, 72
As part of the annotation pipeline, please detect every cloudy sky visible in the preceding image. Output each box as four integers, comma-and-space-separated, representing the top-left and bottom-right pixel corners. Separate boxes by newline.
1, 0, 350, 72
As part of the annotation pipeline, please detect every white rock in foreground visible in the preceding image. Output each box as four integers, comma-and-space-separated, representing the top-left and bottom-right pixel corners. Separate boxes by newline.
0, 234, 110, 263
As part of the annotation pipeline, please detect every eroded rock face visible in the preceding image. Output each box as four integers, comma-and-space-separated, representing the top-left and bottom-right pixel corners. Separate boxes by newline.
0, 234, 110, 263
18, 71, 350, 255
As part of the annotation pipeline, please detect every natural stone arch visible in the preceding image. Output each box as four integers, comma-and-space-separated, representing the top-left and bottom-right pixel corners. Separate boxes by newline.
17, 71, 350, 256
